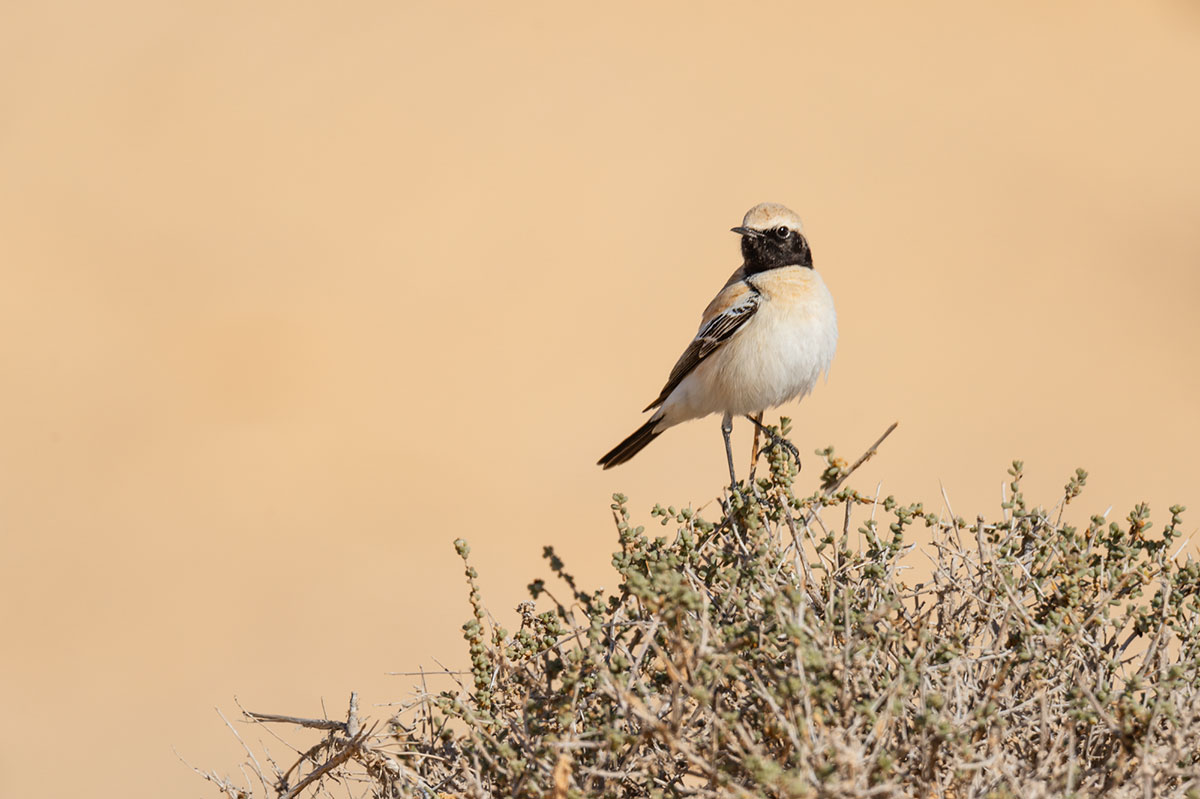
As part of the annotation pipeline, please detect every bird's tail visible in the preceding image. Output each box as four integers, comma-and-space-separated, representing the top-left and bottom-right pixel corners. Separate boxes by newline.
597, 416, 663, 469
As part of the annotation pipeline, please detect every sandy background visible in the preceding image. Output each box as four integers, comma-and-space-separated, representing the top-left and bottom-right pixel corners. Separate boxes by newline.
1, 2, 1198, 796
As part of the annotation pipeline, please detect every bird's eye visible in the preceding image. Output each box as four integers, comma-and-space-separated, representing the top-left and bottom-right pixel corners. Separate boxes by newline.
775, 226, 791, 239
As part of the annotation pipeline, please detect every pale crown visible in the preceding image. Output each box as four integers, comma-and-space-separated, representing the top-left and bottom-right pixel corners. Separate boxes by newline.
740, 202, 804, 234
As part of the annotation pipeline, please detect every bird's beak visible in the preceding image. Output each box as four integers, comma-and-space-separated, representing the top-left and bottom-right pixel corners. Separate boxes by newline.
731, 226, 764, 238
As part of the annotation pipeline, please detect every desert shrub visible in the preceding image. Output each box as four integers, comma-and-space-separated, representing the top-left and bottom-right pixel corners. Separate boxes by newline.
200, 421, 1200, 798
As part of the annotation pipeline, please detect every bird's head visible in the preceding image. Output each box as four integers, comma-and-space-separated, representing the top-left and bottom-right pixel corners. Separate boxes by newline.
731, 202, 812, 273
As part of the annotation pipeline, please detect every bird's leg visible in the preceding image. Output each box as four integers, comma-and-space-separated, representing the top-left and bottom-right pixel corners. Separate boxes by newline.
749, 411, 763, 479
721, 412, 738, 489
744, 414, 801, 469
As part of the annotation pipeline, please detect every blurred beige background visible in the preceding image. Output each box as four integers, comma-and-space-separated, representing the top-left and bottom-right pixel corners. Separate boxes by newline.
1, 1, 1198, 796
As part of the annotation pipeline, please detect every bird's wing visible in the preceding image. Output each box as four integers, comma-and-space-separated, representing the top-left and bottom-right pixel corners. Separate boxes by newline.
644, 276, 761, 411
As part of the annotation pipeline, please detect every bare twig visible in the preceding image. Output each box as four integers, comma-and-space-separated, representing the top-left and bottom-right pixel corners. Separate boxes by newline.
242, 711, 346, 732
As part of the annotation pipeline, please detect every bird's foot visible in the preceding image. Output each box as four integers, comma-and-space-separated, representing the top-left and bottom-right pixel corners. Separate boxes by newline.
744, 415, 802, 469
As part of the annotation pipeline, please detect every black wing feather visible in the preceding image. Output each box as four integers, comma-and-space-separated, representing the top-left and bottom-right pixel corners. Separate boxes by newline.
643, 293, 761, 411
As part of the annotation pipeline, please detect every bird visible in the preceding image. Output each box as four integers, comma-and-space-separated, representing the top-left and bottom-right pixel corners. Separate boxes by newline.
597, 202, 837, 486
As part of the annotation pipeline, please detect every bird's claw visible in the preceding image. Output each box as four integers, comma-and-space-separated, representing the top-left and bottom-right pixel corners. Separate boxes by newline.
745, 415, 802, 469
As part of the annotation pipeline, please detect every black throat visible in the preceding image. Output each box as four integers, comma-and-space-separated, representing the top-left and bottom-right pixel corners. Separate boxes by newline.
741, 233, 813, 276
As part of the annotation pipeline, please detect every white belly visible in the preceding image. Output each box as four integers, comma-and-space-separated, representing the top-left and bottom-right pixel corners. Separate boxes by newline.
661, 269, 837, 425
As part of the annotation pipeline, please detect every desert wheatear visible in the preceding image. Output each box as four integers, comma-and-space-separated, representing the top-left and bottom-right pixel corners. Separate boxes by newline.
598, 202, 837, 485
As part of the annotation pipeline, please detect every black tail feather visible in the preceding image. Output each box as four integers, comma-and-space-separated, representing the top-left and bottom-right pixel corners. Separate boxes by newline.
597, 417, 662, 469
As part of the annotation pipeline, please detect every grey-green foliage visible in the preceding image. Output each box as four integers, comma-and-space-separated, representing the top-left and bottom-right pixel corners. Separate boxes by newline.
211, 423, 1200, 799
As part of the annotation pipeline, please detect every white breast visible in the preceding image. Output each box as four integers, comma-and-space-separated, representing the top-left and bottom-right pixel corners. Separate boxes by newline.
661, 267, 837, 424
